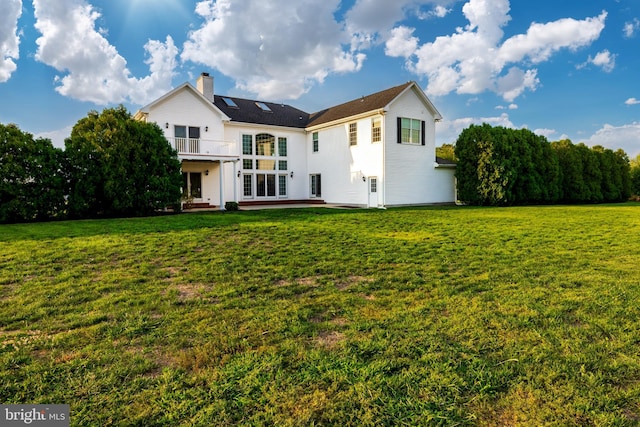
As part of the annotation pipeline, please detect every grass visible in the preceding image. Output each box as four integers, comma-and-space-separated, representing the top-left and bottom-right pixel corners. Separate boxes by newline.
1, 204, 640, 426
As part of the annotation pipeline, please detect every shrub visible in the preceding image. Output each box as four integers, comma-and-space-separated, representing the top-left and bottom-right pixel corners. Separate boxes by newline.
224, 201, 239, 211
65, 106, 182, 218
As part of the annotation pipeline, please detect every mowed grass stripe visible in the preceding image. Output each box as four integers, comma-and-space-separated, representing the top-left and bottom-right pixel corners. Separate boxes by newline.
1, 205, 639, 425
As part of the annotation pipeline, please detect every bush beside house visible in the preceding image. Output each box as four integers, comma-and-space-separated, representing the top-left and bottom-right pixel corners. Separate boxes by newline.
455, 124, 631, 206
0, 123, 67, 223
65, 106, 182, 218
0, 107, 182, 223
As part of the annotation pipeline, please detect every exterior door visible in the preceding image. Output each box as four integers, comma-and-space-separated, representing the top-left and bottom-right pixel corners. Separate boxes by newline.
182, 172, 202, 200
256, 174, 276, 198
310, 174, 321, 198
368, 176, 378, 208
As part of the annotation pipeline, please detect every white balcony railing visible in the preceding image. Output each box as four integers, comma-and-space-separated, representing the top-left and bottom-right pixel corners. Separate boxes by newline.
168, 137, 238, 158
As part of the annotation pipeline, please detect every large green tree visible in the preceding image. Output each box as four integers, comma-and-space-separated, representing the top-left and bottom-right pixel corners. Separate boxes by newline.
455, 125, 630, 206
552, 140, 630, 203
65, 106, 182, 218
0, 123, 67, 223
631, 154, 640, 197
455, 124, 560, 205
436, 143, 456, 162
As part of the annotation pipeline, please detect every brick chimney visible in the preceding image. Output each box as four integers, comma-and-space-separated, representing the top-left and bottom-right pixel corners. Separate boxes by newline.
196, 72, 214, 102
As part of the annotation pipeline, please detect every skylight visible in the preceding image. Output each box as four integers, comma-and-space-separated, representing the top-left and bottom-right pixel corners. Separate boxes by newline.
222, 97, 238, 108
255, 102, 272, 112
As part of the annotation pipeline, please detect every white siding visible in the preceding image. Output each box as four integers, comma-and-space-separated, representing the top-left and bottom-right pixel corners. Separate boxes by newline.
139, 80, 455, 207
307, 117, 383, 206
145, 88, 226, 145
225, 125, 307, 201
384, 87, 454, 205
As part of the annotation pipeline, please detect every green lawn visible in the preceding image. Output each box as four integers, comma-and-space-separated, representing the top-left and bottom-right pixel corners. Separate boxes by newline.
1, 205, 640, 426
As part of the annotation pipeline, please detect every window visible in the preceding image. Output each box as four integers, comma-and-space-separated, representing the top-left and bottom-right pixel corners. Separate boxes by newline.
256, 160, 276, 170
174, 125, 186, 139
279, 175, 287, 197
256, 102, 272, 112
256, 133, 275, 156
242, 134, 253, 155
175, 125, 199, 139
175, 126, 200, 153
312, 132, 319, 152
399, 117, 423, 144
372, 118, 381, 143
349, 123, 357, 146
242, 132, 289, 200
243, 174, 253, 197
189, 127, 200, 140
310, 174, 321, 197
278, 137, 287, 156
370, 177, 377, 193
222, 97, 238, 108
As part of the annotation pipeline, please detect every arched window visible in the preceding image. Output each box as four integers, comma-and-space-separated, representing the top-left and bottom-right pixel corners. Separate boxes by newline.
256, 133, 275, 156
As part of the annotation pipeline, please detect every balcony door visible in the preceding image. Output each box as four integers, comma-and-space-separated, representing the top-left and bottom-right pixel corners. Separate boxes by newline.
174, 126, 201, 154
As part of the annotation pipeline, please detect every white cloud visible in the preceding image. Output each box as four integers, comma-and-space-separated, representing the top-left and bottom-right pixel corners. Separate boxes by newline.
432, 5, 452, 18
36, 125, 73, 149
405, 0, 606, 101
346, 0, 412, 37
33, 0, 178, 105
578, 49, 616, 73
625, 98, 640, 105
417, 5, 452, 19
496, 67, 539, 102
436, 112, 516, 145
583, 122, 640, 158
508, 103, 518, 110
385, 26, 419, 58
534, 128, 556, 138
0, 0, 22, 83
183, 0, 366, 100
623, 18, 640, 38
346, 1, 453, 35
497, 12, 607, 64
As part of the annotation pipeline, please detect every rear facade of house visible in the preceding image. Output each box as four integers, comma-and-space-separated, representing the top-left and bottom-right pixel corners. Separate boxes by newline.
135, 73, 456, 209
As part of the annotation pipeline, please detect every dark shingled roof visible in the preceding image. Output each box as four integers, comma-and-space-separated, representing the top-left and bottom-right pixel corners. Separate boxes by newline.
435, 156, 457, 166
306, 82, 413, 128
212, 81, 416, 129
213, 95, 310, 129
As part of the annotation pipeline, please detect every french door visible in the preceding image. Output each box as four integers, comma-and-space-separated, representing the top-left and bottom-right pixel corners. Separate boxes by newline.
182, 172, 202, 199
256, 174, 276, 197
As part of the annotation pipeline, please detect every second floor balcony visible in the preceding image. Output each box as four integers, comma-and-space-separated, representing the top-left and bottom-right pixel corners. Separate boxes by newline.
168, 137, 239, 160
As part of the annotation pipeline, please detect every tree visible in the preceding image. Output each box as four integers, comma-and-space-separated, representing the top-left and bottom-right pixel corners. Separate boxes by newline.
552, 139, 587, 203
630, 154, 640, 197
455, 124, 560, 205
0, 123, 66, 223
613, 148, 631, 201
65, 106, 182, 218
436, 143, 456, 161
454, 124, 490, 205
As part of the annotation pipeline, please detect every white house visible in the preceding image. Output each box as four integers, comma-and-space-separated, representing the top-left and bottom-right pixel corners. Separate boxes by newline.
134, 73, 455, 209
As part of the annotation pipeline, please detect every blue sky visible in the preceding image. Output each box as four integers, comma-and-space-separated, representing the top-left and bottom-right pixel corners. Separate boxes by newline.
1, 0, 639, 157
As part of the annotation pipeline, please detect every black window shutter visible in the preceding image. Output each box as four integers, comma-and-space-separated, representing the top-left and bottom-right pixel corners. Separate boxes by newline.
397, 117, 402, 143
421, 120, 426, 145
